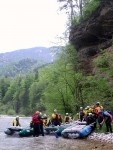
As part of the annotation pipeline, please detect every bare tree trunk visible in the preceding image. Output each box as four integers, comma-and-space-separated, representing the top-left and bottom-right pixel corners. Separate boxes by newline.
79, 0, 83, 18
69, 0, 74, 25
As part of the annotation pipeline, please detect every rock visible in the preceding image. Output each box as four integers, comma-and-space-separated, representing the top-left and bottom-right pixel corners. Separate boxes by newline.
69, 0, 113, 58
88, 132, 113, 144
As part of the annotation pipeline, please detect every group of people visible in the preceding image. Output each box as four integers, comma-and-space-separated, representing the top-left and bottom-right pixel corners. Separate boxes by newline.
51, 109, 73, 125
12, 101, 113, 137
77, 102, 113, 133
12, 109, 73, 137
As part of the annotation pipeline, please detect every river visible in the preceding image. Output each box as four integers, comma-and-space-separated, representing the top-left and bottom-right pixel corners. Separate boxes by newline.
0, 116, 113, 150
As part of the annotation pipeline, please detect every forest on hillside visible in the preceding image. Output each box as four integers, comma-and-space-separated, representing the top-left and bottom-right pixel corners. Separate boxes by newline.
0, 0, 113, 116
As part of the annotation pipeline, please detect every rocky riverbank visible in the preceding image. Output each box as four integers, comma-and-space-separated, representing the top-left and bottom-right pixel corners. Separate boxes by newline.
88, 132, 113, 144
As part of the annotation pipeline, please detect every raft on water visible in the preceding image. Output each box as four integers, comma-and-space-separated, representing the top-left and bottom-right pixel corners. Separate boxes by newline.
44, 125, 59, 134
19, 127, 33, 137
61, 123, 94, 139
55, 121, 86, 136
4, 126, 23, 135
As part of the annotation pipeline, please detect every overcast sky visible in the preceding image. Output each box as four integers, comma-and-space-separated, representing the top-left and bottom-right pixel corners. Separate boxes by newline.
0, 0, 67, 53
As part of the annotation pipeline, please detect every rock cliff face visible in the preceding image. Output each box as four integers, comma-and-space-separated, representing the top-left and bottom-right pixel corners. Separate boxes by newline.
69, 0, 113, 58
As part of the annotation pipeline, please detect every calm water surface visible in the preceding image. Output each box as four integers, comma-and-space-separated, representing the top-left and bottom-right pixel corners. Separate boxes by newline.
0, 116, 113, 150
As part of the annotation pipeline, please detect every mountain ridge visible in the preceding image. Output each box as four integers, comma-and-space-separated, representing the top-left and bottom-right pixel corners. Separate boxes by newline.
0, 46, 60, 77
0, 46, 59, 65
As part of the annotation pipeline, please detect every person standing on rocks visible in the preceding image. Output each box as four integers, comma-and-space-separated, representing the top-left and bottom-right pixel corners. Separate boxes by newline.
99, 110, 113, 133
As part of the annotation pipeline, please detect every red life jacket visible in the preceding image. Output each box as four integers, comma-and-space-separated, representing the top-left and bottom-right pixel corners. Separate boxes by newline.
32, 115, 40, 124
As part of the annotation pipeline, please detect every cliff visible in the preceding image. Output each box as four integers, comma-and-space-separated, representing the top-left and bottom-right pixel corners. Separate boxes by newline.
69, 0, 113, 59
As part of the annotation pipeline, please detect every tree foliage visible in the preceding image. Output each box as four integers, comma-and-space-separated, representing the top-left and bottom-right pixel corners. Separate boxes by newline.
0, 0, 112, 116
57, 0, 101, 25
1, 44, 113, 115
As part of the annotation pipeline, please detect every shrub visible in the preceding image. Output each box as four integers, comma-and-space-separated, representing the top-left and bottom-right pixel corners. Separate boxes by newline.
82, 0, 101, 20
94, 54, 109, 68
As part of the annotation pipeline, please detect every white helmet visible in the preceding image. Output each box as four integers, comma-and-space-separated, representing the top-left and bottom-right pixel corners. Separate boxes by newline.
80, 107, 83, 110
66, 113, 69, 116
43, 114, 47, 117
96, 102, 100, 105
16, 116, 19, 119
87, 106, 90, 109
88, 113, 92, 116
54, 109, 57, 113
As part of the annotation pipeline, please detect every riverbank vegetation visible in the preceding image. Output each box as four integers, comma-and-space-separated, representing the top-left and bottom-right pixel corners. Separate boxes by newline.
0, 45, 113, 116
0, 0, 113, 117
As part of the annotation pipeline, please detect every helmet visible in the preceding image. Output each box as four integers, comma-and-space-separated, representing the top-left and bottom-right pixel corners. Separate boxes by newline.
35, 111, 40, 115
80, 107, 83, 110
43, 114, 47, 118
16, 116, 19, 119
66, 113, 68, 116
88, 113, 92, 116
87, 106, 90, 109
96, 102, 100, 105
54, 109, 57, 113
40, 112, 42, 116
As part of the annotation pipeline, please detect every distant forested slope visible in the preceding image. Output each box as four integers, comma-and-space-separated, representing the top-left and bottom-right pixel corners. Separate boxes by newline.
0, 46, 60, 77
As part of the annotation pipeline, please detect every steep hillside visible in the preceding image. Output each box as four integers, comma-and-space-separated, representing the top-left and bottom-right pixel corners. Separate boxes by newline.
69, 0, 113, 59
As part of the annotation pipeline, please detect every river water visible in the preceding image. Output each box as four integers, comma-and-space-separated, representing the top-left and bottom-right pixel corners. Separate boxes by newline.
0, 116, 113, 150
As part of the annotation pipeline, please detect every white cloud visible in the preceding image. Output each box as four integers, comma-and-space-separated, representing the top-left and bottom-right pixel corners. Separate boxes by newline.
0, 0, 67, 53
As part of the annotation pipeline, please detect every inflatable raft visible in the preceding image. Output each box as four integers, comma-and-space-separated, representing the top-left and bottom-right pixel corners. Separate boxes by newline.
61, 123, 94, 139
44, 125, 59, 134
4, 126, 23, 135
55, 124, 71, 136
19, 124, 68, 137
19, 127, 33, 137
55, 121, 87, 136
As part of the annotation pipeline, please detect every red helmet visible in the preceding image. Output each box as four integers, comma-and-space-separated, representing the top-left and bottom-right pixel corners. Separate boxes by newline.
35, 111, 40, 115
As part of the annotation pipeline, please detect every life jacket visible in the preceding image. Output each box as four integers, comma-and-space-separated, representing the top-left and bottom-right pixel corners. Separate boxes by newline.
79, 110, 85, 117
94, 106, 101, 115
58, 115, 62, 123
86, 116, 95, 125
89, 108, 93, 113
32, 114, 40, 124
106, 110, 113, 117
43, 118, 48, 127
103, 111, 109, 116
52, 113, 56, 119
64, 116, 70, 123
51, 113, 60, 126
13, 119, 20, 126
103, 111, 113, 118
83, 110, 88, 121
56, 113, 60, 124
30, 121, 34, 128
